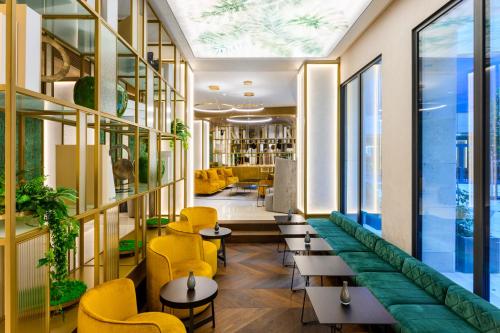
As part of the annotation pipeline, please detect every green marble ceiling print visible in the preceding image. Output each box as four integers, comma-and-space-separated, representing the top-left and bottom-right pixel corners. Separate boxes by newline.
167, 0, 373, 58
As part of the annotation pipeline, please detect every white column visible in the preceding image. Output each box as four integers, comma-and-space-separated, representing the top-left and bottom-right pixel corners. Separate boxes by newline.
297, 63, 339, 215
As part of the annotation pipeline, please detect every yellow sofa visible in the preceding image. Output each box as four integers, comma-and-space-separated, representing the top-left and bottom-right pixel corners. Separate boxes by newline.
215, 168, 239, 187
194, 169, 224, 194
167, 220, 218, 276
78, 278, 185, 333
180, 207, 221, 250
147, 231, 213, 318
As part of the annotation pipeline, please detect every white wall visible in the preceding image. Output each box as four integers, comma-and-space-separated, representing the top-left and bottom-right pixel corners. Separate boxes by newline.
339, 0, 449, 252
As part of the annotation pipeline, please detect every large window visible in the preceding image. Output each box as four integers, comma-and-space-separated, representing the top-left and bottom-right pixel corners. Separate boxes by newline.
415, 0, 500, 305
341, 57, 382, 234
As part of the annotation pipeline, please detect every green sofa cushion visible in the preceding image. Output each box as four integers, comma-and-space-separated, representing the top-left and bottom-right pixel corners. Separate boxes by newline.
445, 285, 500, 333
325, 234, 369, 254
337, 215, 360, 237
389, 304, 479, 333
329, 211, 343, 225
402, 257, 455, 303
356, 272, 440, 307
374, 238, 412, 271
339, 251, 397, 273
307, 218, 332, 229
354, 226, 381, 250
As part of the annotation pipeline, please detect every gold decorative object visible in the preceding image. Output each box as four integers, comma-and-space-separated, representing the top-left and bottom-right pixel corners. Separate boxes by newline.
41, 35, 70, 83
110, 145, 135, 193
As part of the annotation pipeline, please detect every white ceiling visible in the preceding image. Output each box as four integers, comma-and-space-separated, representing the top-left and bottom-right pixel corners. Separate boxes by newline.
194, 71, 297, 107
149, 0, 393, 108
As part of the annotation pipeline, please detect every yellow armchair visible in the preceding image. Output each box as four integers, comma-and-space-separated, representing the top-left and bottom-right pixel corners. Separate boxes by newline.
167, 221, 218, 276
180, 207, 221, 250
78, 278, 185, 333
147, 231, 213, 319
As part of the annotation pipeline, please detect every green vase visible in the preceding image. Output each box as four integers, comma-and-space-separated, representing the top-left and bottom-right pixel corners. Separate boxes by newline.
74, 76, 129, 116
73, 76, 95, 110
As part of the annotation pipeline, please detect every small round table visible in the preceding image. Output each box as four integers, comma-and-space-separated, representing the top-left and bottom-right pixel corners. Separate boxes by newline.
199, 227, 232, 267
160, 276, 218, 333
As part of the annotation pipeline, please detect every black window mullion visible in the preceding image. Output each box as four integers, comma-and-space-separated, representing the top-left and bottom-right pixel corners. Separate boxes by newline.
473, 0, 489, 300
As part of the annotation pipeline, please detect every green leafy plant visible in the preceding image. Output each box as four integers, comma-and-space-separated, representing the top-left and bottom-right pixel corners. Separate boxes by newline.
456, 187, 473, 238
171, 119, 191, 150
0, 174, 86, 307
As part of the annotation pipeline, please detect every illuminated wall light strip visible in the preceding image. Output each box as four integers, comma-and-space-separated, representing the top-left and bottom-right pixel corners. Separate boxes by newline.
418, 104, 447, 111
227, 117, 272, 124
366, 64, 381, 214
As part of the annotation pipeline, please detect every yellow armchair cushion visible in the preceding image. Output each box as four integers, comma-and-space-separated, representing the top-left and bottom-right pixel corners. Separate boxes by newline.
127, 312, 186, 333
223, 168, 233, 177
203, 241, 218, 276
78, 278, 185, 333
171, 259, 212, 279
168, 221, 193, 233
207, 169, 219, 180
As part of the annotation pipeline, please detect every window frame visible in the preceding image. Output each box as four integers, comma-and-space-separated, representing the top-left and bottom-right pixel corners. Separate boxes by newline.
412, 0, 490, 299
340, 55, 382, 229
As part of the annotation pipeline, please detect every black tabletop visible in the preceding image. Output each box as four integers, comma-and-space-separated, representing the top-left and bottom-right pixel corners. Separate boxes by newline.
199, 227, 232, 239
285, 238, 332, 252
160, 276, 218, 309
293, 255, 355, 277
306, 287, 396, 325
274, 215, 307, 225
279, 225, 318, 236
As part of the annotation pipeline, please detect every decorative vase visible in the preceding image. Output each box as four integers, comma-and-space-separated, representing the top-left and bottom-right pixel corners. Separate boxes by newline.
187, 272, 196, 291
214, 222, 220, 234
116, 83, 129, 118
304, 231, 311, 245
340, 281, 351, 306
288, 208, 292, 221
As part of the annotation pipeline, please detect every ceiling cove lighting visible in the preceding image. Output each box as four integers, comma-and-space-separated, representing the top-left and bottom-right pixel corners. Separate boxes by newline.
166, 0, 373, 58
227, 116, 272, 124
419, 104, 447, 111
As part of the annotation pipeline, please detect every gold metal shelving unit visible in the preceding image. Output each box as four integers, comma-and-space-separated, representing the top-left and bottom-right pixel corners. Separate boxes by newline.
211, 124, 296, 166
0, 0, 191, 331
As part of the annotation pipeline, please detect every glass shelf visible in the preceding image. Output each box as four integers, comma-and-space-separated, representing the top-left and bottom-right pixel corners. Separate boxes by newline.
43, 18, 95, 55
19, 0, 93, 16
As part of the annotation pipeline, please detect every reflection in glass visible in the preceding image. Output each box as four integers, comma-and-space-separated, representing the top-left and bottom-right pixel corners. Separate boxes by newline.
343, 78, 360, 219
418, 0, 474, 291
487, 0, 500, 307
361, 62, 382, 233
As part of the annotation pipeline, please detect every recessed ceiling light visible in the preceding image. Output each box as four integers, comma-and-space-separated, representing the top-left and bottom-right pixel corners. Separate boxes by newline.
243, 80, 253, 86
227, 116, 272, 124
244, 92, 254, 97
208, 85, 220, 91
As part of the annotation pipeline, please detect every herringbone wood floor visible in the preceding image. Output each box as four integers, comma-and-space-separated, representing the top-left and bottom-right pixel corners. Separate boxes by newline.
196, 243, 370, 333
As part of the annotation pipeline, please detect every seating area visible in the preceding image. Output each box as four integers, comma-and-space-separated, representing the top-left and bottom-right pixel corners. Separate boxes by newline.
4, 0, 500, 332
308, 212, 500, 333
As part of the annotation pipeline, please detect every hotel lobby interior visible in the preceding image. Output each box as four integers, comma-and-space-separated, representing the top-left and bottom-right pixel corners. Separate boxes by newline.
2, 0, 500, 332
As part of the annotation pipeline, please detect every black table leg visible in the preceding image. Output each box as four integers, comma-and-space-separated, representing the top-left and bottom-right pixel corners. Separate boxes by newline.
282, 245, 287, 266
290, 260, 296, 290
222, 238, 227, 267
162, 304, 164, 312
211, 300, 215, 328
189, 307, 194, 333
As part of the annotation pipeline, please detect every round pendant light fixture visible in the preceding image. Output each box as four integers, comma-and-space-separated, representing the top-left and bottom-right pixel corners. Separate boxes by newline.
194, 85, 234, 113
227, 115, 272, 124
194, 102, 234, 113
233, 91, 264, 112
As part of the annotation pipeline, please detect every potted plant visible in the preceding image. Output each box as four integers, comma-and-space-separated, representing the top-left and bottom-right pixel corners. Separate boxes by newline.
171, 118, 191, 150
0, 175, 87, 310
455, 187, 473, 273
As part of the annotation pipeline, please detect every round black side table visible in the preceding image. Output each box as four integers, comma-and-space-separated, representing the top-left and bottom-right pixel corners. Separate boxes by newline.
160, 276, 218, 333
199, 227, 232, 267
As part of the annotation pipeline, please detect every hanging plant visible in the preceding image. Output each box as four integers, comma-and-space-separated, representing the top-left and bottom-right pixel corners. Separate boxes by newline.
171, 118, 191, 150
